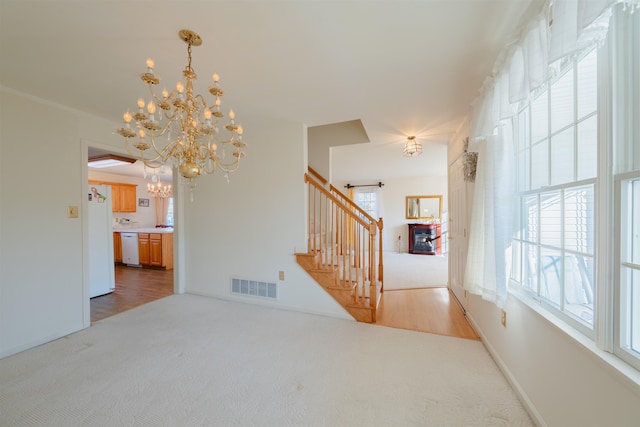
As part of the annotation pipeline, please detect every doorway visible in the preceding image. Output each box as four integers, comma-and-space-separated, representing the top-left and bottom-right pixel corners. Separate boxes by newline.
85, 143, 176, 324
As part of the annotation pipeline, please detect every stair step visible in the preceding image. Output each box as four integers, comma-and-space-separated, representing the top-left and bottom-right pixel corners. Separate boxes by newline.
295, 252, 320, 270
327, 282, 356, 292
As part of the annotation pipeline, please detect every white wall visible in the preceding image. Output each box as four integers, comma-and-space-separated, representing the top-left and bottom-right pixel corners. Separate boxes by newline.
87, 170, 158, 228
182, 118, 351, 318
0, 89, 123, 357
307, 120, 370, 181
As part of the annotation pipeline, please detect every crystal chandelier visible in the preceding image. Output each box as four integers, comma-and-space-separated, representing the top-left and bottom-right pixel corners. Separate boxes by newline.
117, 29, 246, 194
403, 136, 422, 157
147, 181, 172, 198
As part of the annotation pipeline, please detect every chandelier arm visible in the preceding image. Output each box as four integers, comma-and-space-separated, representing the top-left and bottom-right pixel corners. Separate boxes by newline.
201, 159, 217, 175
192, 94, 209, 110
215, 163, 241, 174
214, 157, 242, 172
146, 137, 182, 164
194, 144, 210, 161
124, 138, 168, 166
149, 89, 177, 113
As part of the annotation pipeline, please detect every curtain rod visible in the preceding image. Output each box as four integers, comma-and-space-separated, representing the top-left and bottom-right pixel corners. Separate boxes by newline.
344, 182, 384, 189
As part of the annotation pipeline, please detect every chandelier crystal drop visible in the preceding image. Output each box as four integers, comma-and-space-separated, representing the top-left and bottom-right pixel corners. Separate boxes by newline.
403, 136, 422, 157
117, 29, 246, 193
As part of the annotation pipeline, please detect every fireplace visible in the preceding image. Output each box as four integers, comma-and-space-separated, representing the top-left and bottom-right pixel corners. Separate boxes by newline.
408, 223, 441, 255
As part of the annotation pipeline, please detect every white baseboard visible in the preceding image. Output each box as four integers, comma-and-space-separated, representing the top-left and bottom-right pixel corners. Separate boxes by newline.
466, 313, 547, 427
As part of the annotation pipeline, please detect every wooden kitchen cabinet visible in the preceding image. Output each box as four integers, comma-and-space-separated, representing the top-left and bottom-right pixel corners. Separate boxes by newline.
138, 232, 173, 269
138, 233, 150, 265
116, 184, 137, 212
113, 232, 122, 263
149, 234, 163, 267
88, 180, 137, 212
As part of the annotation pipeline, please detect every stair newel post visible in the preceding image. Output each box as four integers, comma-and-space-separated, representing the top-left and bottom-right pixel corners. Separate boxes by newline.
369, 221, 377, 321
305, 174, 311, 253
324, 196, 330, 269
378, 217, 384, 292
319, 187, 324, 265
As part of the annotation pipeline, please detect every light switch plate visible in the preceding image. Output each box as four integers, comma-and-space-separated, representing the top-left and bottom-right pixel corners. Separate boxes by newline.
68, 206, 79, 218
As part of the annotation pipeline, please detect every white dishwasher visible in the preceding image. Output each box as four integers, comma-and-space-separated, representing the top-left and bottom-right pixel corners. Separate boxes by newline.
121, 232, 140, 266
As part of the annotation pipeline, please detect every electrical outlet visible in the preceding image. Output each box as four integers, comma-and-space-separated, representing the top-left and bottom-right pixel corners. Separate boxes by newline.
67, 206, 79, 218
501, 310, 507, 328
279, 271, 285, 281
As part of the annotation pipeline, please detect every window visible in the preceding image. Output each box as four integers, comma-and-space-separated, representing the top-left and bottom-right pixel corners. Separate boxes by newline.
618, 175, 640, 366
166, 197, 174, 226
613, 6, 640, 370
512, 48, 598, 333
512, 5, 640, 371
355, 190, 378, 219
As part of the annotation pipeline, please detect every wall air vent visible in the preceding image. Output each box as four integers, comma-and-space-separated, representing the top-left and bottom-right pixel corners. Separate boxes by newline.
231, 278, 277, 300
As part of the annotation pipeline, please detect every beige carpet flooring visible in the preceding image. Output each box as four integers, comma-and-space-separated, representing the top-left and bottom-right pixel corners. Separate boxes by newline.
383, 251, 448, 290
0, 294, 532, 426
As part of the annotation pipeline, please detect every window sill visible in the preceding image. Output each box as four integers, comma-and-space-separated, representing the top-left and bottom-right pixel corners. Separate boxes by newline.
508, 288, 640, 393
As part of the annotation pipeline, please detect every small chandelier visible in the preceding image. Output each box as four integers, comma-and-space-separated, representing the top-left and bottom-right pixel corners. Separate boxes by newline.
117, 29, 246, 194
403, 136, 423, 157
147, 182, 172, 198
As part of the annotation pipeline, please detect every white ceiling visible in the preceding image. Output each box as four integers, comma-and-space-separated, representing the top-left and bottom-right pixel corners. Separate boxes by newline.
1, 0, 542, 181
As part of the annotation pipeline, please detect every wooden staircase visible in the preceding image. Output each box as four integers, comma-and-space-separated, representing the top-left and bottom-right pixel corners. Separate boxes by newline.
296, 168, 384, 323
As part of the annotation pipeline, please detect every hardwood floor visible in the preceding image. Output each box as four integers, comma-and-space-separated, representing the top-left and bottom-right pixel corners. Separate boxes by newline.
376, 287, 480, 340
90, 265, 174, 323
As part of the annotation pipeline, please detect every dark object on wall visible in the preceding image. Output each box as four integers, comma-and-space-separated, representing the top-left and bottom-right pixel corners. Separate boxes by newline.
462, 137, 478, 183
408, 223, 441, 255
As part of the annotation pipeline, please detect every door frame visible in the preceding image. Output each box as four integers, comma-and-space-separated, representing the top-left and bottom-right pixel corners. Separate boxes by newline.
81, 139, 183, 328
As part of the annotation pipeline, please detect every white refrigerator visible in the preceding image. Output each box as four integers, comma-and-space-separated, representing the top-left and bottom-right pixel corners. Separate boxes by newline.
88, 185, 115, 298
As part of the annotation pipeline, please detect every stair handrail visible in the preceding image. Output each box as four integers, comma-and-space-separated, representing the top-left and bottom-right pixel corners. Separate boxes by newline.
329, 183, 384, 291
329, 184, 379, 225
306, 166, 385, 291
307, 166, 328, 186
305, 174, 370, 229
305, 172, 380, 321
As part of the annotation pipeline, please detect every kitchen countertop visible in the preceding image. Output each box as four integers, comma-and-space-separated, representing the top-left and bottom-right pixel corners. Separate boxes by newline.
113, 227, 174, 234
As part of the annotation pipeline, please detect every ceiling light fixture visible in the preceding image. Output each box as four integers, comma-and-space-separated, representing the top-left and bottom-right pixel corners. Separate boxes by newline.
403, 136, 422, 157
88, 154, 137, 168
116, 29, 246, 198
147, 181, 172, 198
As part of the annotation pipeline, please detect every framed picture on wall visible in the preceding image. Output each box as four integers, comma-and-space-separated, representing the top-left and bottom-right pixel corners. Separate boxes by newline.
138, 198, 149, 207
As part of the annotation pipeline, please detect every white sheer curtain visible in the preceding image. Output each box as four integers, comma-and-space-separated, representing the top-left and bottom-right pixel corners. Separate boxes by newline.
464, 123, 514, 307
154, 197, 170, 226
465, 0, 639, 306
470, 0, 639, 147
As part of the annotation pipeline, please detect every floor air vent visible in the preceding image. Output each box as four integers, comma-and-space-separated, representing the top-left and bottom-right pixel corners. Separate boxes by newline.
231, 278, 277, 300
